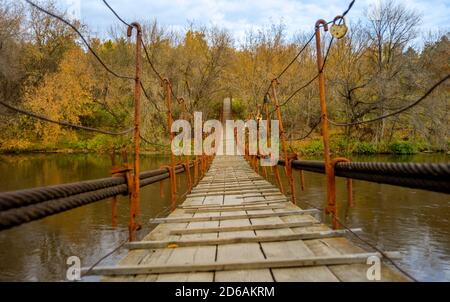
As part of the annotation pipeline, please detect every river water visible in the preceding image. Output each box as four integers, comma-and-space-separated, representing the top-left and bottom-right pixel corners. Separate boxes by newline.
0, 153, 448, 281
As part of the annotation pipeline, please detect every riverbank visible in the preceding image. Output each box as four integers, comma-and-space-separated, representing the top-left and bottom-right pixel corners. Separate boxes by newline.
1, 137, 448, 156
289, 137, 449, 156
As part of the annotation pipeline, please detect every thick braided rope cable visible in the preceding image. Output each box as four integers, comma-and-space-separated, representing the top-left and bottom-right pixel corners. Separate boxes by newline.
0, 163, 192, 212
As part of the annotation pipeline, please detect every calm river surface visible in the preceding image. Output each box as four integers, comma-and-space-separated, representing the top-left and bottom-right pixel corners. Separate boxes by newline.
0, 153, 448, 281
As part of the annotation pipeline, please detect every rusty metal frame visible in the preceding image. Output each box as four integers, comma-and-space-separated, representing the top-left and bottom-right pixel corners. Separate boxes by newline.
127, 22, 143, 241
270, 80, 296, 203
315, 19, 353, 229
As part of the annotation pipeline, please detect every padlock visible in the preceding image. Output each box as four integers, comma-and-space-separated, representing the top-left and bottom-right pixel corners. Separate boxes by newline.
330, 16, 348, 39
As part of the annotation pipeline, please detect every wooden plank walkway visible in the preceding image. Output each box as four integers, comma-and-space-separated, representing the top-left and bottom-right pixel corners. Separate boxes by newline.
90, 156, 409, 282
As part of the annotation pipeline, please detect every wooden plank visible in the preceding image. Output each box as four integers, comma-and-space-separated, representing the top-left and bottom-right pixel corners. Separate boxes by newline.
149, 209, 319, 224
215, 215, 274, 282
304, 237, 409, 282
105, 154, 408, 282
169, 221, 317, 235
246, 207, 340, 282
188, 188, 279, 198
85, 253, 389, 276
152, 194, 223, 281
194, 182, 270, 190
179, 199, 288, 209
238, 193, 285, 199
183, 204, 287, 213
195, 178, 263, 184
125, 229, 362, 249
191, 184, 275, 193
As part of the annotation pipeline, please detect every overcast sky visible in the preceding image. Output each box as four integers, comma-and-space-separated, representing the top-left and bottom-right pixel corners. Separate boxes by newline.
62, 0, 449, 43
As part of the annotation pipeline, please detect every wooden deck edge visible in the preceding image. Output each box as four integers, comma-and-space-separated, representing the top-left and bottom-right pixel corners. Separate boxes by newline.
125, 229, 363, 249
179, 199, 288, 209
84, 252, 399, 276
149, 209, 320, 224
169, 221, 318, 235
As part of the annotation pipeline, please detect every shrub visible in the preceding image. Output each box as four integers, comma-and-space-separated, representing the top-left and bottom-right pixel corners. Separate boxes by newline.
389, 141, 418, 155
231, 99, 247, 120
333, 136, 351, 153
354, 142, 377, 154
302, 140, 324, 155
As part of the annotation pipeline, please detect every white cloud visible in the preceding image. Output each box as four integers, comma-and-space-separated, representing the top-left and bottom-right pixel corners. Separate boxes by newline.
69, 0, 449, 42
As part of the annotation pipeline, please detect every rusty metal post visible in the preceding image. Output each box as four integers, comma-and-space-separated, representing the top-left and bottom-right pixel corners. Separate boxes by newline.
299, 170, 305, 191
254, 106, 262, 174
110, 151, 118, 228
264, 99, 272, 173
163, 79, 177, 207
271, 80, 295, 203
315, 19, 337, 227
347, 178, 353, 207
194, 156, 199, 184
160, 181, 165, 199
127, 22, 142, 240
328, 157, 354, 229
179, 98, 192, 192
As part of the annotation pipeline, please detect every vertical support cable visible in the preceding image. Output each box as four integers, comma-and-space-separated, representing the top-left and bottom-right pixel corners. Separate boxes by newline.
315, 19, 338, 228
127, 22, 142, 240
179, 98, 192, 193
271, 81, 294, 201
110, 151, 118, 228
163, 79, 177, 209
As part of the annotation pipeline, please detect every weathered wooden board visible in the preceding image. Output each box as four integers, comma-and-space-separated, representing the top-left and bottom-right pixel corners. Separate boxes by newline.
125, 229, 362, 249
149, 209, 319, 224
169, 221, 317, 235
100, 155, 407, 282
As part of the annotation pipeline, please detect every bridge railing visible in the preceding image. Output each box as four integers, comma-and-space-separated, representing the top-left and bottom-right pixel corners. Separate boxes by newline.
0, 160, 212, 233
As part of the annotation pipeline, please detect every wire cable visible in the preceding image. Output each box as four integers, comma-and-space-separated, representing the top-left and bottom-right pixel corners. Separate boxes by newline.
102, 0, 164, 81
102, 0, 130, 27
139, 134, 170, 149
327, 72, 450, 126
0, 100, 133, 136
288, 117, 322, 141
25, 0, 134, 81
273, 30, 334, 113
81, 205, 173, 278
267, 0, 356, 112
299, 199, 418, 282
102, 0, 173, 110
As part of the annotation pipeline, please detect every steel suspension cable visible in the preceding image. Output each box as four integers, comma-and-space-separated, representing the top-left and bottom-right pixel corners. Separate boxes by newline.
27, 0, 162, 122
25, 0, 134, 80
139, 134, 170, 149
262, 33, 316, 99
272, 28, 335, 114
327, 72, 450, 127
102, 0, 179, 103
102, 0, 165, 82
299, 200, 418, 282
81, 205, 173, 278
102, 0, 130, 27
0, 100, 133, 136
102, 0, 164, 82
267, 0, 355, 112
288, 117, 322, 141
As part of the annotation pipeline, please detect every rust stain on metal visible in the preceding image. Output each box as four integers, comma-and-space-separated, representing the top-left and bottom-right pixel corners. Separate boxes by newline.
127, 22, 143, 241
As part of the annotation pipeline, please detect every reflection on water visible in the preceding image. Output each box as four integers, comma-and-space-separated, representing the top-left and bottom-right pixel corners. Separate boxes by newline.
0, 153, 184, 282
0, 153, 448, 281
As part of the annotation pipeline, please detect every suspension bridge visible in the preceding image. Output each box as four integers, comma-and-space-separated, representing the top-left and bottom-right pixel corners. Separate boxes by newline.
0, 0, 449, 282
83, 99, 411, 282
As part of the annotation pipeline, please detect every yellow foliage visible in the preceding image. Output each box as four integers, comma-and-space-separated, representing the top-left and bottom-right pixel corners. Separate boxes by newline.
24, 47, 94, 144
